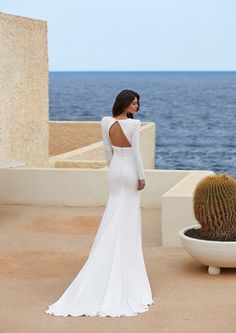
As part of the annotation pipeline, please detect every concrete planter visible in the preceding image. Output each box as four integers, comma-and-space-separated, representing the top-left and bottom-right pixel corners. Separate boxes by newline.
179, 224, 236, 275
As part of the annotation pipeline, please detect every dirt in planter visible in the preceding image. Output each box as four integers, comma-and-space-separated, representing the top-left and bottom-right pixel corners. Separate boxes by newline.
185, 228, 236, 241
185, 228, 203, 239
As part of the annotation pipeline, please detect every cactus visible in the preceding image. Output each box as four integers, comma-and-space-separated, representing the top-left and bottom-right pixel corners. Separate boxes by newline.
193, 173, 236, 241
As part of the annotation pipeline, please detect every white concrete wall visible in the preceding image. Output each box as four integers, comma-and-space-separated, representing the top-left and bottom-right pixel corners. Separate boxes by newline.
162, 170, 215, 247
0, 167, 215, 247
0, 168, 189, 207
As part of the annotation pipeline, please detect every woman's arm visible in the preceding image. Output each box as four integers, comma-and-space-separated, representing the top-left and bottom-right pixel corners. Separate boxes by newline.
131, 120, 145, 180
101, 118, 113, 166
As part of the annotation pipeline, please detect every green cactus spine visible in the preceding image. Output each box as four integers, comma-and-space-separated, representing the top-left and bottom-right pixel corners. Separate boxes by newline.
193, 173, 236, 241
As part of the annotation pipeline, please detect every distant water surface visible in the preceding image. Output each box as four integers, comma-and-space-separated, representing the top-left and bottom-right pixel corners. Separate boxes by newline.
49, 71, 236, 178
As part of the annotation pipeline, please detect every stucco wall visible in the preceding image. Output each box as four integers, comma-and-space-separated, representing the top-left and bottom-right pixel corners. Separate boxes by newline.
49, 121, 156, 169
49, 121, 102, 156
0, 12, 49, 166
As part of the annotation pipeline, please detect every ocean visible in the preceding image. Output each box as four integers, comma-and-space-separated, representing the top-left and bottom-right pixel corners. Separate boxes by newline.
49, 71, 236, 178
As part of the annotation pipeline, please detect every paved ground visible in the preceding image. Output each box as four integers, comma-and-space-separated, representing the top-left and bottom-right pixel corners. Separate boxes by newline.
0, 204, 235, 333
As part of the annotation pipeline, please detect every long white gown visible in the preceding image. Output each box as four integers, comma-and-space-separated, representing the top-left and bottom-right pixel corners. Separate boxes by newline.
45, 116, 154, 317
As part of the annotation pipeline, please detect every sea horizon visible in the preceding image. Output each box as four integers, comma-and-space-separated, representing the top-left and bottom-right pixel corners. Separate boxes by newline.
49, 71, 236, 177
49, 70, 236, 74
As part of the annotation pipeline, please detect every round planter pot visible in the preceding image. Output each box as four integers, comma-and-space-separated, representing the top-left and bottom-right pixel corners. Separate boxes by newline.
179, 224, 236, 275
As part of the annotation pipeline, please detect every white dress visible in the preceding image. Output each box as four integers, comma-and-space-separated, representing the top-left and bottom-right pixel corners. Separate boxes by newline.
45, 116, 154, 317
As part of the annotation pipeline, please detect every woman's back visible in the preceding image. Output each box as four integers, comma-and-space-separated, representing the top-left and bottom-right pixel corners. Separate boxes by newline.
101, 116, 145, 180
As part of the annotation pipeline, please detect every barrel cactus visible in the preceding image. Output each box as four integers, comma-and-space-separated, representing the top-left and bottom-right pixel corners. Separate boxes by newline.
193, 173, 236, 241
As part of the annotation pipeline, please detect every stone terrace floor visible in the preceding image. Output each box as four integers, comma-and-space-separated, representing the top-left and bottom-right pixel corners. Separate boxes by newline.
0, 204, 235, 333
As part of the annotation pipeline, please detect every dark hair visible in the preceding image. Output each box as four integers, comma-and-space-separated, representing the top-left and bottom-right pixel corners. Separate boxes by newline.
112, 89, 140, 119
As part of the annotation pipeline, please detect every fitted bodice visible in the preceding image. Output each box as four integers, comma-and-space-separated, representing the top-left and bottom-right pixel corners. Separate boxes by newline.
101, 116, 145, 179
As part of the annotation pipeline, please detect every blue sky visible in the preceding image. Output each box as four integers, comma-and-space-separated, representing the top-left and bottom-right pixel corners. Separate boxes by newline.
1, 0, 236, 71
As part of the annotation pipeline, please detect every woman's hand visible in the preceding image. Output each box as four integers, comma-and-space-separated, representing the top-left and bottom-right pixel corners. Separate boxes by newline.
138, 179, 145, 191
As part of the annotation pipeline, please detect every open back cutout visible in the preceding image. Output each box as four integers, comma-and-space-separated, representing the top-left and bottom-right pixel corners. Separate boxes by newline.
108, 121, 132, 147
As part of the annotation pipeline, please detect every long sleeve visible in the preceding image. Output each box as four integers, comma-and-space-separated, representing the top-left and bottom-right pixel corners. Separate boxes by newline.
101, 118, 113, 166
131, 120, 145, 180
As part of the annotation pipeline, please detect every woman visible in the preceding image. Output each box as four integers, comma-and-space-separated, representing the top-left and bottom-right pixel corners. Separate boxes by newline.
45, 89, 154, 317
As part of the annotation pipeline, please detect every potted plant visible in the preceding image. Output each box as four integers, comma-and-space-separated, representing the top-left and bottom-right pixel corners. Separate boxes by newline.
179, 173, 236, 275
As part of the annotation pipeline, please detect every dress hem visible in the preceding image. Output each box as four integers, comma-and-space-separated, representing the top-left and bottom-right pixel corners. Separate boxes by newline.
45, 300, 155, 318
